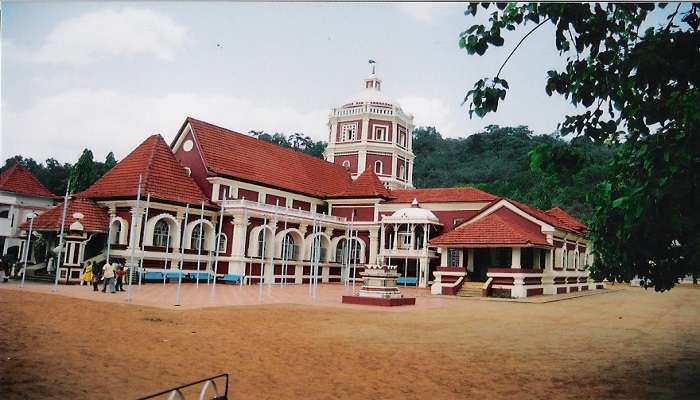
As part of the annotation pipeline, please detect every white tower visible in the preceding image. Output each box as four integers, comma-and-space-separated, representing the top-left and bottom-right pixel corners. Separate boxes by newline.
324, 65, 415, 189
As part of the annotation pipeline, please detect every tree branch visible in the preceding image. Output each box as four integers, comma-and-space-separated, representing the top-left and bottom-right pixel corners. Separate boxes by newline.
665, 3, 682, 32
496, 17, 552, 79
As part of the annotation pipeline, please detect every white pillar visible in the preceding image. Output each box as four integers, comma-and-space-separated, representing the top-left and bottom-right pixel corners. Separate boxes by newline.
533, 249, 541, 270
418, 257, 429, 288
368, 228, 379, 265
440, 248, 448, 266
511, 247, 521, 269
392, 224, 398, 250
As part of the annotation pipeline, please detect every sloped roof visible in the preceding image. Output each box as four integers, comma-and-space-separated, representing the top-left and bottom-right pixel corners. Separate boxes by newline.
328, 167, 391, 199
430, 212, 550, 247
79, 134, 210, 206
184, 117, 353, 198
22, 198, 110, 233
508, 199, 585, 235
388, 187, 497, 203
546, 207, 587, 234
0, 164, 54, 198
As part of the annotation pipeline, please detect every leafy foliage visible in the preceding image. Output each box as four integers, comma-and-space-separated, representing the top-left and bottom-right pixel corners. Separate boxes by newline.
1, 150, 119, 195
413, 125, 614, 221
460, 2, 700, 290
249, 130, 327, 158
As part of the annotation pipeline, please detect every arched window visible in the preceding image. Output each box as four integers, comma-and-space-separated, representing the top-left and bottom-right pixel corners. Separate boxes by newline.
153, 220, 170, 247
217, 233, 227, 253
110, 220, 121, 244
282, 233, 297, 260
191, 223, 204, 250
399, 165, 405, 179
374, 160, 383, 175
341, 160, 351, 169
336, 238, 360, 264
257, 229, 267, 257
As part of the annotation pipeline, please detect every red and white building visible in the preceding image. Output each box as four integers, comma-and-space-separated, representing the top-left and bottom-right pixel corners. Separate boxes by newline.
16, 72, 598, 297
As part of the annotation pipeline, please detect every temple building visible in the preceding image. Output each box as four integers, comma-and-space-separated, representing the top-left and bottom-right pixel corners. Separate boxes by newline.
11, 71, 598, 298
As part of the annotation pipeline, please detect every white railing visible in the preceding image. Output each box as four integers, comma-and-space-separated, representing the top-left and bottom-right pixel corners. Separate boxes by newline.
330, 104, 411, 121
221, 198, 347, 225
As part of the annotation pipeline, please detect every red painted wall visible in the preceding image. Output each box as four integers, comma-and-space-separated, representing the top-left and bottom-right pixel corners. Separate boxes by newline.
292, 200, 311, 211
334, 153, 359, 174
335, 120, 363, 142
493, 207, 544, 238
238, 188, 259, 202
266, 194, 286, 206
173, 131, 212, 198
331, 204, 375, 222
365, 153, 392, 176
368, 119, 392, 142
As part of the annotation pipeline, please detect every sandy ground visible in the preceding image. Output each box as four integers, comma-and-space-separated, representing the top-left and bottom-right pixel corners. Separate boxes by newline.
1, 284, 699, 399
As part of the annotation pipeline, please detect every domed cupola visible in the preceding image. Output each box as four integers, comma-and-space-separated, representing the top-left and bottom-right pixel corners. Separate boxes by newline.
324, 61, 416, 190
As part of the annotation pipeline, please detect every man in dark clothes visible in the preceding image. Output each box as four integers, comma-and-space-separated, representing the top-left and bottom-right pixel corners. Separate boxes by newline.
92, 262, 103, 292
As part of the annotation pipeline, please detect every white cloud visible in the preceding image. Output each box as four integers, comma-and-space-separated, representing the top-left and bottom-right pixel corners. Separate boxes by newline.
2, 90, 328, 163
398, 95, 458, 135
397, 2, 459, 23
9, 7, 189, 65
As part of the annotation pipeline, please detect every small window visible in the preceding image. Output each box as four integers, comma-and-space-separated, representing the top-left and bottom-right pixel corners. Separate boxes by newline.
340, 123, 358, 142
447, 249, 460, 267
341, 160, 351, 169
217, 233, 227, 253
184, 167, 192, 176
372, 125, 388, 141
399, 165, 405, 180
374, 160, 383, 175
453, 218, 465, 228
0, 210, 9, 218
153, 220, 170, 247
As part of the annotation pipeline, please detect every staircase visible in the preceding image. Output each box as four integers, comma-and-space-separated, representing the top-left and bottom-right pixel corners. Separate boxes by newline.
456, 281, 484, 297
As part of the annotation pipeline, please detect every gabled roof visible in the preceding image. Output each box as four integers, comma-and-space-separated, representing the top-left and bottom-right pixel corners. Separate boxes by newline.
0, 164, 54, 198
79, 134, 210, 206
430, 212, 550, 247
182, 117, 353, 198
328, 167, 391, 199
388, 187, 497, 203
546, 207, 587, 234
507, 199, 585, 235
22, 198, 110, 233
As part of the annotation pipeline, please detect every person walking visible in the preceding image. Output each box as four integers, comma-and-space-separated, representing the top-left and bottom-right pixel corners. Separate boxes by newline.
101, 261, 116, 293
115, 265, 125, 292
92, 262, 103, 292
81, 261, 94, 287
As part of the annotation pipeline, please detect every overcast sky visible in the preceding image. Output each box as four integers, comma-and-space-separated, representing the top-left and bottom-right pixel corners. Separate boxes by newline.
2, 2, 590, 163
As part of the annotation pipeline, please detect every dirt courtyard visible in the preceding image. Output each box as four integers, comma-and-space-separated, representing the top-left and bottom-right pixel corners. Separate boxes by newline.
1, 285, 699, 399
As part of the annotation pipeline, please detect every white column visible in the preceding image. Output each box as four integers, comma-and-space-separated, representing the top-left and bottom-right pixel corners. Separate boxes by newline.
379, 223, 385, 260
440, 248, 448, 266
533, 249, 541, 270
511, 247, 521, 269
410, 223, 415, 250
418, 257, 429, 288
466, 249, 474, 272
368, 228, 379, 265
392, 224, 398, 250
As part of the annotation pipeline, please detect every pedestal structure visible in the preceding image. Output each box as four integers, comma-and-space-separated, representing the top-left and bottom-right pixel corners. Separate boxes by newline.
342, 264, 415, 306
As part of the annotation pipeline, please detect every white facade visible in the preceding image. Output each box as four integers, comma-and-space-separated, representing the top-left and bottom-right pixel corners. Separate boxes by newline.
0, 190, 54, 259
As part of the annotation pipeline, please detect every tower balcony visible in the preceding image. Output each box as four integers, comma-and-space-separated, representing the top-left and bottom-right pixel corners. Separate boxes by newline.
330, 104, 411, 122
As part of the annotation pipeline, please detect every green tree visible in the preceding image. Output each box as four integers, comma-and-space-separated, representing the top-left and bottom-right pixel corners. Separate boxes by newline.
249, 130, 327, 159
459, 3, 700, 290
69, 149, 97, 192
104, 152, 117, 171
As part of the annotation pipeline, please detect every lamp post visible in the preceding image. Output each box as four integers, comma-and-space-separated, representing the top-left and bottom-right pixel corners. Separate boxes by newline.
20, 211, 37, 288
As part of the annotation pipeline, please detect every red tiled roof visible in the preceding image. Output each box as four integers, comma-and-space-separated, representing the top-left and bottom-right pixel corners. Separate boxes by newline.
0, 164, 54, 198
546, 207, 587, 234
388, 187, 497, 203
21, 198, 110, 233
508, 199, 585, 235
430, 212, 550, 247
184, 117, 352, 198
328, 167, 391, 199
79, 134, 210, 206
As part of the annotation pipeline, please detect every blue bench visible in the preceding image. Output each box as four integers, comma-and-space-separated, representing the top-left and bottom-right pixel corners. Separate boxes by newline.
220, 274, 242, 284
189, 272, 211, 282
165, 271, 186, 281
397, 277, 418, 286
143, 272, 164, 283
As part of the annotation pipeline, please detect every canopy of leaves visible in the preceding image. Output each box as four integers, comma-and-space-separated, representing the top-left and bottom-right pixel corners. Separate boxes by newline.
413, 125, 614, 221
460, 2, 700, 290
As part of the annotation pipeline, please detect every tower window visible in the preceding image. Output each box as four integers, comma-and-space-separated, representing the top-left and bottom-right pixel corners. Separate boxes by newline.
340, 123, 358, 142
372, 125, 388, 141
399, 131, 407, 147
399, 165, 405, 180
374, 160, 383, 175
